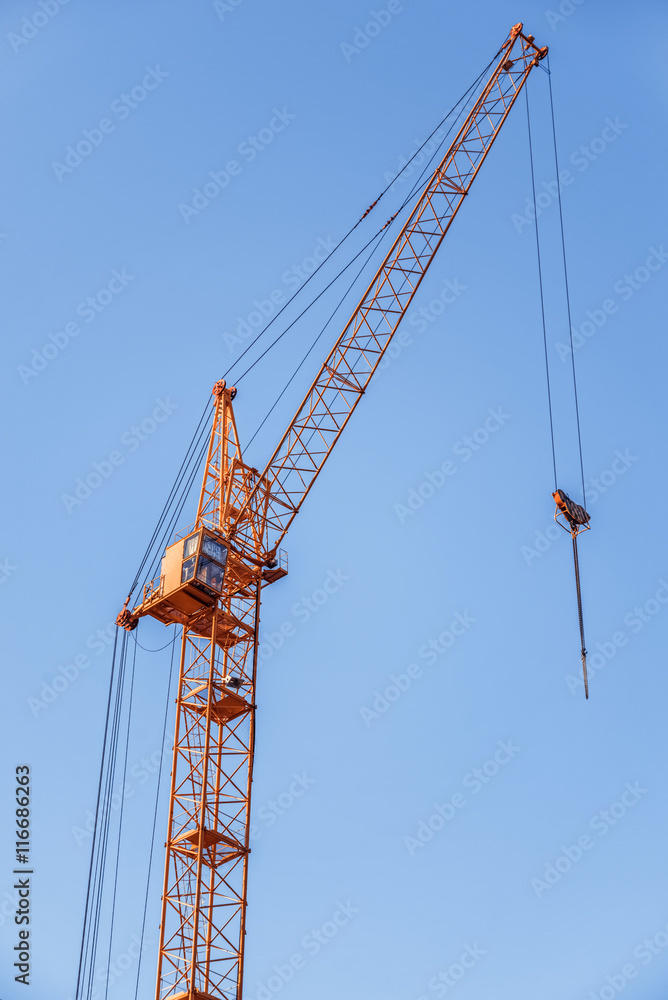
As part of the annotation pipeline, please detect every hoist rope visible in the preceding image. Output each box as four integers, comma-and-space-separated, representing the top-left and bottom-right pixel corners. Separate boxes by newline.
87, 633, 129, 999
74, 626, 119, 1000
131, 401, 218, 601
526, 67, 590, 699
136, 427, 212, 596
128, 396, 214, 599
233, 222, 396, 388
75, 628, 130, 999
221, 52, 498, 386
547, 54, 586, 508
244, 226, 388, 451
525, 85, 558, 492
133, 627, 179, 999
75, 625, 178, 998
103, 639, 137, 1000
78, 632, 123, 997
525, 66, 587, 505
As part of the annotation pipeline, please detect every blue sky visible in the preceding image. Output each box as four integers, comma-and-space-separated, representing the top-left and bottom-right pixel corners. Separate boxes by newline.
1, 1, 668, 998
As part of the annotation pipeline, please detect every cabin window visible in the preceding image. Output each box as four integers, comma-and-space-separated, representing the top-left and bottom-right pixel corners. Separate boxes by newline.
202, 536, 226, 564
181, 556, 196, 583
183, 533, 200, 559
197, 556, 224, 593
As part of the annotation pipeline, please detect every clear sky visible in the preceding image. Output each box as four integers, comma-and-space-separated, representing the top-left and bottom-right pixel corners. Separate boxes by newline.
1, 1, 668, 999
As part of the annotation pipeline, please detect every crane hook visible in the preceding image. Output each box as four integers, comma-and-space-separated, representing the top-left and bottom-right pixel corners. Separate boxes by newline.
553, 489, 591, 699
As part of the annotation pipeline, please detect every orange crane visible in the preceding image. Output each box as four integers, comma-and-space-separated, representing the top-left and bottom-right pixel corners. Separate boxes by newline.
115, 24, 547, 1000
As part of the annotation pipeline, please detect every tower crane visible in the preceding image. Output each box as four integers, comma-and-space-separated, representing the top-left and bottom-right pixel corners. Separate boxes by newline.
111, 24, 548, 1000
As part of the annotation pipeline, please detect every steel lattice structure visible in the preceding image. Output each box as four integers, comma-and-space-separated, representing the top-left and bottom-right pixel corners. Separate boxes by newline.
121, 23, 547, 1000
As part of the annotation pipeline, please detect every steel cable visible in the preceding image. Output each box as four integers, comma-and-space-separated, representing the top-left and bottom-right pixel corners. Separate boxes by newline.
133, 626, 179, 999
74, 627, 121, 1000
103, 638, 137, 1000
222, 52, 498, 387
75, 628, 129, 998
128, 396, 214, 600
547, 54, 587, 508
243, 75, 487, 451
525, 84, 558, 491
526, 66, 590, 700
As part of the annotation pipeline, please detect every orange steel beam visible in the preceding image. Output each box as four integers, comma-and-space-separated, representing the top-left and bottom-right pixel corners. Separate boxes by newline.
231, 23, 547, 563
142, 23, 547, 1000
